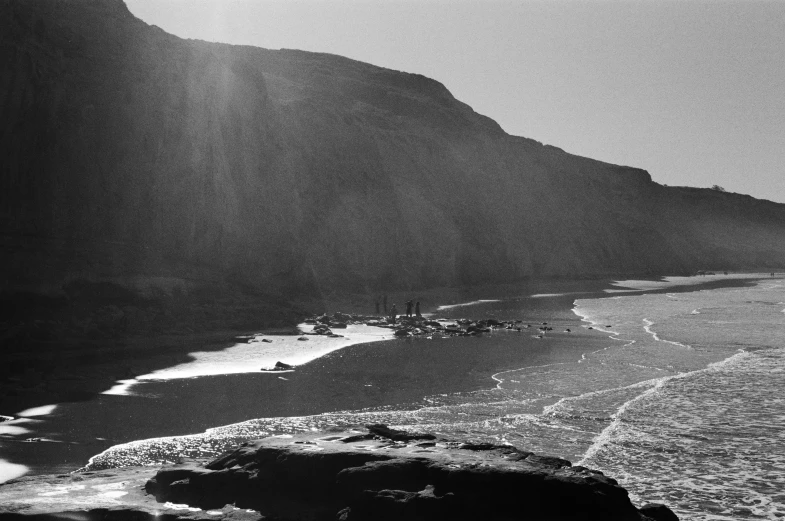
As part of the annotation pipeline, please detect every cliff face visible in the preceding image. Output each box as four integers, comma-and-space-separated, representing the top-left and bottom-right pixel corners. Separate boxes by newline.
2, 0, 785, 300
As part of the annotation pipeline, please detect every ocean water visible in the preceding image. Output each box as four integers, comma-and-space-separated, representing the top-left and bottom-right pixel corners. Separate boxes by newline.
83, 278, 784, 520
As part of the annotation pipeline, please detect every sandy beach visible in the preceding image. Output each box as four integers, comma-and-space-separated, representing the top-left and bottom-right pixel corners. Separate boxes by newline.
0, 274, 772, 483
103, 323, 395, 396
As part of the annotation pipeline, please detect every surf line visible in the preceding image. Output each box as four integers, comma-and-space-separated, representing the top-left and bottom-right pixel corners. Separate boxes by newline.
491, 362, 572, 389
575, 375, 667, 467
571, 304, 636, 360
642, 318, 691, 349
436, 299, 501, 311
576, 349, 749, 468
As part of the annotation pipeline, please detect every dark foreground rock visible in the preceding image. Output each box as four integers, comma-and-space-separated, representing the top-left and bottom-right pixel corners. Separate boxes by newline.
0, 425, 678, 521
143, 428, 660, 521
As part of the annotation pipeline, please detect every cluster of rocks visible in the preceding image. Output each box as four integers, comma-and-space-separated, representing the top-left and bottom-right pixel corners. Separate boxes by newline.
304, 312, 568, 339
302, 313, 354, 338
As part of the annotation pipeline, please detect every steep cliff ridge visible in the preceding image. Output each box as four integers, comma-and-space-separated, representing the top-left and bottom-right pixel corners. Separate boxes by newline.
2, 0, 785, 303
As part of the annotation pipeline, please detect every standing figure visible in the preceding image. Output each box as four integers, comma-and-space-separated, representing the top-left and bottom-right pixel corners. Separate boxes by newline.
389, 304, 397, 324
415, 301, 421, 318
406, 300, 413, 317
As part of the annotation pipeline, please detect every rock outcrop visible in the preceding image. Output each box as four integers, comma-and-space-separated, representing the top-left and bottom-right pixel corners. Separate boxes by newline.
143, 425, 673, 520
0, 465, 261, 521
2, 0, 785, 306
306, 311, 559, 339
0, 426, 679, 521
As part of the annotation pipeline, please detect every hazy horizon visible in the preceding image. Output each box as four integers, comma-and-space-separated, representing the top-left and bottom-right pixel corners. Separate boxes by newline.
125, 0, 785, 204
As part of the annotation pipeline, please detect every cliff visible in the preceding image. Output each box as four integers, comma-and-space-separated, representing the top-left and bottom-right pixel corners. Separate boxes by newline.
2, 0, 785, 302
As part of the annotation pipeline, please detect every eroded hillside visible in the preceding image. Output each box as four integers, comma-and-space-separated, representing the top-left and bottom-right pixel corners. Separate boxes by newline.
2, 0, 785, 302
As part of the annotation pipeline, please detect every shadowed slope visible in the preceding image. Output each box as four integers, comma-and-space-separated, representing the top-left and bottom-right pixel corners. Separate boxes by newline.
2, 0, 784, 301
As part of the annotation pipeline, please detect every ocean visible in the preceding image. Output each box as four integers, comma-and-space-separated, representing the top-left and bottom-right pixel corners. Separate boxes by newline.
6, 276, 785, 519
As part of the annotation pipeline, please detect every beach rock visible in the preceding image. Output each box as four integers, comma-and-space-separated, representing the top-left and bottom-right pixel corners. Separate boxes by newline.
272, 361, 294, 371
138, 426, 671, 521
639, 504, 680, 521
297, 336, 309, 341
466, 325, 490, 334
366, 424, 436, 442
308, 324, 333, 335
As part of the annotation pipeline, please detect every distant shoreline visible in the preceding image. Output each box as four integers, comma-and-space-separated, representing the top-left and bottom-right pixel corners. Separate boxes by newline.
1, 273, 772, 417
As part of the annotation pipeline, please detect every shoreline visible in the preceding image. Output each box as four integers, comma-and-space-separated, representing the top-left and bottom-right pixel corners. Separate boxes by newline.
0, 328, 299, 417
0, 274, 775, 484
1, 273, 771, 415
104, 323, 396, 395
0, 278, 618, 481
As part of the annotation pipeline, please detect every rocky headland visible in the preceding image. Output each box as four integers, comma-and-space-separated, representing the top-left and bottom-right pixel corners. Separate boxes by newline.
0, 425, 678, 521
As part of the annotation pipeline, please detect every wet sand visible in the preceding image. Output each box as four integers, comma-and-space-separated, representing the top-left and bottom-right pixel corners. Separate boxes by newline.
0, 274, 770, 481
103, 324, 395, 395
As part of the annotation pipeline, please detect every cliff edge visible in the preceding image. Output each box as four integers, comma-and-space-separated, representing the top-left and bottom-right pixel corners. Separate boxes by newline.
2, 0, 784, 299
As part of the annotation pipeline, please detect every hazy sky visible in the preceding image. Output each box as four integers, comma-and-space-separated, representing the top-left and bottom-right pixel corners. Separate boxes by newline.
125, 0, 785, 204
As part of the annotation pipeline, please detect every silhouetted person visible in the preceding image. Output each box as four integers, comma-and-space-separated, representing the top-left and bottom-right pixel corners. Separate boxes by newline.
390, 304, 397, 324
383, 294, 388, 313
375, 297, 380, 315
406, 300, 413, 317
415, 301, 421, 318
